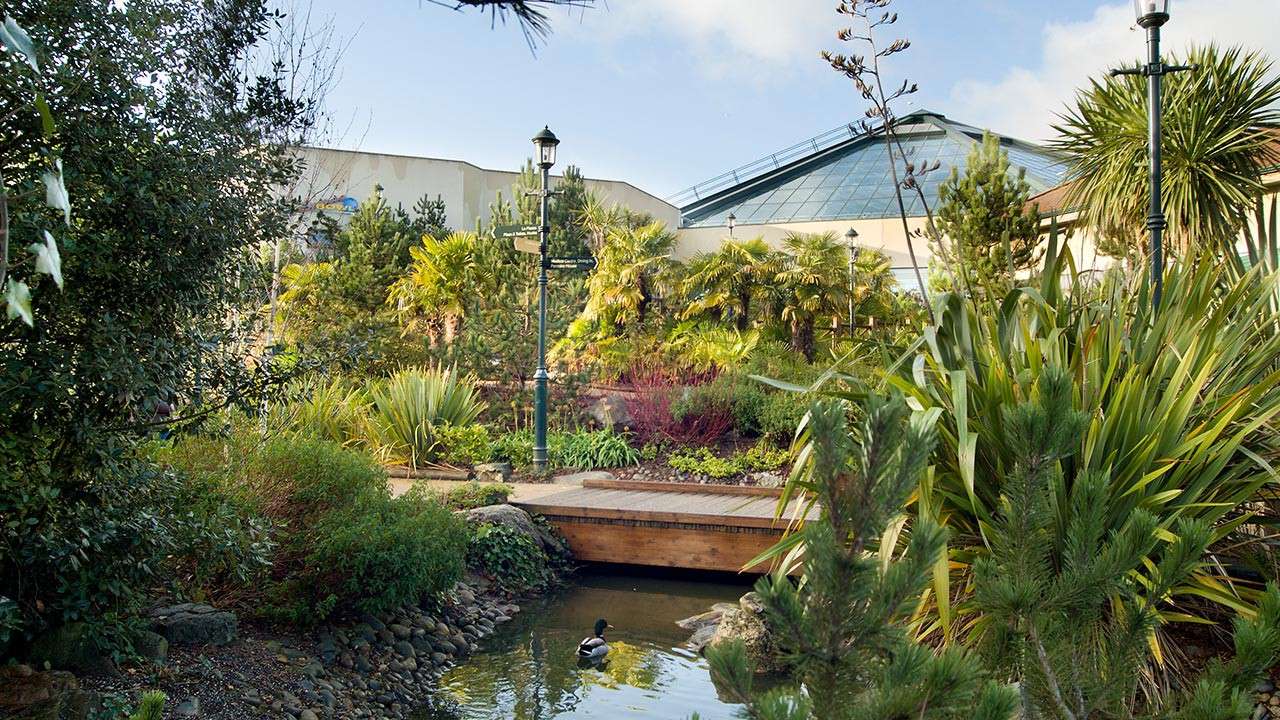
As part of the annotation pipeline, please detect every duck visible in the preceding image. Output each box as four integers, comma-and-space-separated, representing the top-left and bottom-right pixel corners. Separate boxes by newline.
576, 618, 613, 659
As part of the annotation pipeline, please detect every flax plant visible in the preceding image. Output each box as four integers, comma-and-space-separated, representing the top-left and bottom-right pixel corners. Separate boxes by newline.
363, 365, 487, 469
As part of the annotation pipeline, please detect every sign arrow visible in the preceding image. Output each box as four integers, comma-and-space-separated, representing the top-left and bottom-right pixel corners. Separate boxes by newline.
493, 223, 541, 239
545, 256, 597, 271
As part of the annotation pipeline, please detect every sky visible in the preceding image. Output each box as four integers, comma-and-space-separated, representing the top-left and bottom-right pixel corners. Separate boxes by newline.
302, 0, 1280, 200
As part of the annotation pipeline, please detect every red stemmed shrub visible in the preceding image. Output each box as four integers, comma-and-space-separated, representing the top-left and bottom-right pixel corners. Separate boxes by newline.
626, 361, 732, 446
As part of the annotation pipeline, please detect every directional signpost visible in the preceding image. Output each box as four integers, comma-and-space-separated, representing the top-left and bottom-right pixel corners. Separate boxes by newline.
545, 256, 596, 271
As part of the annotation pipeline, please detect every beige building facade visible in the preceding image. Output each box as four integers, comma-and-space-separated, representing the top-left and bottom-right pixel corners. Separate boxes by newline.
291, 146, 679, 236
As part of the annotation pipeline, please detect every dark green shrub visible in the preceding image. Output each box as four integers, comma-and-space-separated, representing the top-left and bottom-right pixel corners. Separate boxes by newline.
758, 391, 808, 444
492, 430, 534, 468
310, 488, 467, 617
166, 434, 466, 621
436, 423, 494, 466
444, 482, 512, 510
467, 523, 553, 592
169, 474, 275, 600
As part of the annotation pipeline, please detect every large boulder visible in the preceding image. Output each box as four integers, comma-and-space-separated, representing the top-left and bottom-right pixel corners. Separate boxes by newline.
588, 392, 633, 432
463, 504, 568, 557
0, 664, 98, 720
28, 623, 114, 675
706, 592, 783, 674
149, 603, 237, 646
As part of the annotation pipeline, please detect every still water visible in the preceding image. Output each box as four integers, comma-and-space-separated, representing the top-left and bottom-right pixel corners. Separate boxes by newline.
418, 572, 752, 720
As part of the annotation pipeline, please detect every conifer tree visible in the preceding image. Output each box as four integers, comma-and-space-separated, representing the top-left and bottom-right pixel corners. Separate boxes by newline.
973, 366, 1280, 720
933, 132, 1040, 296
705, 395, 1018, 720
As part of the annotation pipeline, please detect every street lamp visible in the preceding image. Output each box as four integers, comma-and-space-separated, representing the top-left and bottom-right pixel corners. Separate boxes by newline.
1113, 0, 1189, 310
727, 212, 736, 238
530, 126, 559, 472
843, 228, 859, 338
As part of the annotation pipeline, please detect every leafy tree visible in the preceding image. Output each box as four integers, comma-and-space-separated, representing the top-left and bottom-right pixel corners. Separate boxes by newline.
277, 185, 439, 370
933, 132, 1041, 295
771, 232, 847, 362
705, 395, 1017, 720
0, 15, 68, 325
1, 0, 321, 644
681, 237, 776, 331
1054, 44, 1280, 262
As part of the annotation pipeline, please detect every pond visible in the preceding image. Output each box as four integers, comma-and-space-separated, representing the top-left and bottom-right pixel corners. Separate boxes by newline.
416, 571, 754, 720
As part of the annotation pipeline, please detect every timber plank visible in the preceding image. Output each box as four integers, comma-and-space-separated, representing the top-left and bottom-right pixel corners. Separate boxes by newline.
548, 520, 782, 573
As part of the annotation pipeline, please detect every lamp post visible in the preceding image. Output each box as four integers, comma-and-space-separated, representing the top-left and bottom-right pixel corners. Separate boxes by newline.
727, 212, 736, 238
843, 227, 859, 338
1112, 0, 1190, 310
531, 125, 559, 472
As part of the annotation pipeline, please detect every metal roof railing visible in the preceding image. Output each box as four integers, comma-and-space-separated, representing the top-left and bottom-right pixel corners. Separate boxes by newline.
665, 119, 889, 209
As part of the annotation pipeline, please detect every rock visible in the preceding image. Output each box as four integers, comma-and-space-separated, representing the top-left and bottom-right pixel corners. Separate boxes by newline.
149, 603, 237, 646
133, 630, 169, 667
174, 697, 200, 717
0, 664, 91, 719
300, 710, 319, 720
706, 592, 782, 674
688, 624, 718, 652
389, 624, 411, 640
463, 504, 568, 556
393, 640, 415, 657
553, 470, 615, 485
474, 462, 512, 483
29, 623, 116, 675
589, 392, 633, 431
748, 471, 785, 488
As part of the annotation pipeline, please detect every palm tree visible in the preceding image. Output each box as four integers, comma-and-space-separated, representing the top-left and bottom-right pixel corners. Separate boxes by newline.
1053, 44, 1280, 262
774, 232, 848, 361
680, 236, 777, 331
583, 221, 677, 333
849, 248, 896, 331
388, 231, 489, 345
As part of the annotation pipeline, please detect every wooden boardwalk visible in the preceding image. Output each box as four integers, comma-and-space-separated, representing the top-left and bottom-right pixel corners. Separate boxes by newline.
514, 479, 811, 573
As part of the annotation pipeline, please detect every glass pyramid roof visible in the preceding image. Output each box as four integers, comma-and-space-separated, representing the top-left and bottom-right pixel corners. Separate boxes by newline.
680, 113, 1066, 228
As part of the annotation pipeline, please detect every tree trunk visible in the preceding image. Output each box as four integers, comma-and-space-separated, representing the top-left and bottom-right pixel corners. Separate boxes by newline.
736, 291, 751, 332
791, 317, 815, 362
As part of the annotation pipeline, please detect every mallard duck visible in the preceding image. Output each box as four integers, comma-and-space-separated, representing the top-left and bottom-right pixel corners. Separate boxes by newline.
577, 618, 613, 659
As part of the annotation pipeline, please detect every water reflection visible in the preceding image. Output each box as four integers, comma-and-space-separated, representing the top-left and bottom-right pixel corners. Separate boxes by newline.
419, 573, 751, 719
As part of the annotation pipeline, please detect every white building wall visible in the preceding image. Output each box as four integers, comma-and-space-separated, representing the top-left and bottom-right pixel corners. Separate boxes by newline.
291, 146, 680, 233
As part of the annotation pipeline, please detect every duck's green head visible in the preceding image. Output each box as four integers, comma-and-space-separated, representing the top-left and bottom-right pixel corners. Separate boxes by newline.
594, 618, 612, 637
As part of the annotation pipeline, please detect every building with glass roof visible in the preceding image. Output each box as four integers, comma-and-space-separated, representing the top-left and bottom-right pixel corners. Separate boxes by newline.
670, 111, 1068, 291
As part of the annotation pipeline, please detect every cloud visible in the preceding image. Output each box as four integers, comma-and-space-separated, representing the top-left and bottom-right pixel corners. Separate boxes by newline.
563, 0, 835, 77
949, 0, 1280, 142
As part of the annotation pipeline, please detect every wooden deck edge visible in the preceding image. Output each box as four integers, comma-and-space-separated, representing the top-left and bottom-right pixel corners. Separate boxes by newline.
513, 500, 793, 530
582, 477, 784, 498
384, 466, 471, 481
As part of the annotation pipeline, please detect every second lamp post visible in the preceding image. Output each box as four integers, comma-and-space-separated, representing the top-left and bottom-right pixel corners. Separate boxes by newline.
531, 126, 559, 472
1113, 0, 1190, 310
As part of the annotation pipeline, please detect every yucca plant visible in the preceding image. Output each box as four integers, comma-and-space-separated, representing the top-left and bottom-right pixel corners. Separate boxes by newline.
890, 235, 1280, 647
771, 231, 1280, 660
364, 366, 487, 469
